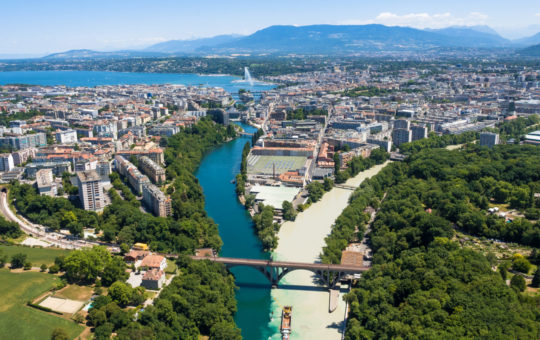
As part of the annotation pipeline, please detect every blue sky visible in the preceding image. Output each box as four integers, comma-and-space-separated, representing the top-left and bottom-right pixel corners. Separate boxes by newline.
1, 0, 539, 55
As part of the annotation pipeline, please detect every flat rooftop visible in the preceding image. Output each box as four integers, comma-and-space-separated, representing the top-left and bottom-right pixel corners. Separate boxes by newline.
249, 185, 300, 209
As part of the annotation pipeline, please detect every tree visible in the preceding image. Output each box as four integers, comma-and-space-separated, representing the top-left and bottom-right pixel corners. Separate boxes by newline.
10, 253, 27, 268
307, 182, 324, 202
88, 309, 107, 327
109, 281, 133, 307
323, 177, 334, 191
210, 321, 242, 340
532, 269, 540, 288
48, 264, 60, 274
101, 257, 128, 286
63, 246, 110, 283
511, 254, 531, 273
50, 328, 68, 340
282, 201, 297, 221
23, 261, 32, 270
510, 274, 526, 292
94, 322, 114, 340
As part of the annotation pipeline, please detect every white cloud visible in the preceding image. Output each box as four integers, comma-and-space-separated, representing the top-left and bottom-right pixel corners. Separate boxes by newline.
338, 12, 489, 29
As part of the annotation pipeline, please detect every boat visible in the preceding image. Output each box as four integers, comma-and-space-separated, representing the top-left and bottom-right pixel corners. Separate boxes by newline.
280, 306, 292, 340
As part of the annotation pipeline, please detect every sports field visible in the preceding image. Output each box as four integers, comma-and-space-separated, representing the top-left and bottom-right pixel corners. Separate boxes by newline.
247, 155, 307, 175
0, 269, 84, 340
0, 245, 71, 266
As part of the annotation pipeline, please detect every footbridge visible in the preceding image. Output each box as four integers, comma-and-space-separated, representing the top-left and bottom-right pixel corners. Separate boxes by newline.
238, 131, 254, 136
333, 184, 357, 191
190, 256, 368, 289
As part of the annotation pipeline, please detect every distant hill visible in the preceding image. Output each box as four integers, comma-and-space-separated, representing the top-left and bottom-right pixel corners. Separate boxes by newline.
519, 43, 540, 56
199, 24, 514, 54
39, 24, 540, 58
514, 32, 540, 46
426, 26, 510, 46
145, 35, 243, 53
43, 49, 167, 59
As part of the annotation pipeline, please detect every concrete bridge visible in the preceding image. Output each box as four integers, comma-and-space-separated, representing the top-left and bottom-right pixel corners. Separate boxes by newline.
190, 256, 368, 289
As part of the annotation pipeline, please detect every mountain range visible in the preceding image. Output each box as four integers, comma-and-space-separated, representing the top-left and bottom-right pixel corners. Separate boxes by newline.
40, 24, 540, 58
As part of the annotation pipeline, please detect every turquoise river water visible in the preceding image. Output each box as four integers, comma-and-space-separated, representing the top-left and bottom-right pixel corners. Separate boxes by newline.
195, 123, 275, 339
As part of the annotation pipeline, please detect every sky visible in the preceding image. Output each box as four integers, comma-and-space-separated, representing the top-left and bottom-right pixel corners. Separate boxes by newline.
1, 0, 539, 55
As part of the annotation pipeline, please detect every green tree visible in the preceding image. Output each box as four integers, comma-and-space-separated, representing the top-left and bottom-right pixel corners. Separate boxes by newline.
510, 274, 526, 292
10, 253, 27, 268
108, 281, 133, 307
50, 328, 68, 340
512, 255, 531, 273
532, 269, 540, 288
88, 309, 107, 327
307, 182, 324, 202
101, 257, 128, 286
323, 177, 334, 191
210, 321, 242, 340
94, 322, 114, 340
282, 201, 297, 221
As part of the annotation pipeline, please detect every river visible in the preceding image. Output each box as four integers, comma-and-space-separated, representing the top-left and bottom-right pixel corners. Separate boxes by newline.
196, 125, 390, 340
195, 123, 275, 340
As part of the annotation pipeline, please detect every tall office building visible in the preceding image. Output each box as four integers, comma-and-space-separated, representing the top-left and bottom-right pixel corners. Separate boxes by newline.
479, 132, 500, 148
77, 170, 107, 211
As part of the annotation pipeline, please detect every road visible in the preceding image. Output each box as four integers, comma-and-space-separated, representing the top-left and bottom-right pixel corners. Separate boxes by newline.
0, 191, 119, 252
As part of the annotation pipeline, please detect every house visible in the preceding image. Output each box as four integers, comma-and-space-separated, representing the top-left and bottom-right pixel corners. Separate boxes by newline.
141, 269, 165, 290
140, 254, 167, 271
123, 250, 150, 263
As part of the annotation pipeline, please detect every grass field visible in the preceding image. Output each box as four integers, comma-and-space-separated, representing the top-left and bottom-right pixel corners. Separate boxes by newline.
0, 269, 84, 340
0, 245, 71, 266
55, 284, 94, 301
247, 155, 307, 175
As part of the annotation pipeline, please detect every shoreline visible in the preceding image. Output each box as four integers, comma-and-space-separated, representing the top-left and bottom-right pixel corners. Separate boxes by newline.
267, 161, 390, 340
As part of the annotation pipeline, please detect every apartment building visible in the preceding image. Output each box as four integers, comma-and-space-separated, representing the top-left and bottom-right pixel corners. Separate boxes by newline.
77, 170, 107, 211
0, 133, 47, 150
55, 129, 78, 144
479, 132, 500, 148
139, 156, 166, 184
0, 154, 15, 172
142, 183, 172, 217
392, 128, 412, 147
35, 169, 57, 196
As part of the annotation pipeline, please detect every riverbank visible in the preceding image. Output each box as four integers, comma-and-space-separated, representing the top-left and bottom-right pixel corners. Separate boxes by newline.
268, 161, 390, 339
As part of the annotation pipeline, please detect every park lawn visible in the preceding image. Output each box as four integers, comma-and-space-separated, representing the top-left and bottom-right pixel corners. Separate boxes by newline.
0, 269, 83, 340
166, 258, 177, 274
55, 284, 94, 301
0, 244, 71, 266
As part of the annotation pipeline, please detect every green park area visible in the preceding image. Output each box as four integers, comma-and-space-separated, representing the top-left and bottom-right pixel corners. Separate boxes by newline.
0, 269, 83, 340
0, 245, 70, 267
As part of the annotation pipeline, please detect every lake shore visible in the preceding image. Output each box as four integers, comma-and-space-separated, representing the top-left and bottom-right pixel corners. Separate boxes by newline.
268, 161, 391, 340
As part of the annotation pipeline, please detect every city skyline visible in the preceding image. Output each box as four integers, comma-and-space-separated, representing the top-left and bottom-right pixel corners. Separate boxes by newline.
1, 0, 540, 55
